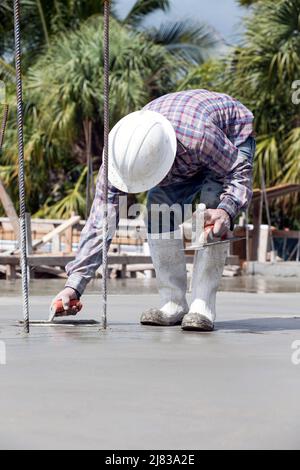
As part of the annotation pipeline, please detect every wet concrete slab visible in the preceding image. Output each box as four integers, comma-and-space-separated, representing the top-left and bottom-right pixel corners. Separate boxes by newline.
0, 292, 300, 450
1, 275, 300, 297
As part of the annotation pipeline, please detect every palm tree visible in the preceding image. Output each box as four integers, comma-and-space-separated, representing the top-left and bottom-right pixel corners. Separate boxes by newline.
182, 0, 300, 188
122, 0, 218, 64
0, 1, 220, 218
177, 0, 300, 226
226, 0, 300, 188
0, 0, 219, 76
1, 17, 185, 217
1, 1, 117, 70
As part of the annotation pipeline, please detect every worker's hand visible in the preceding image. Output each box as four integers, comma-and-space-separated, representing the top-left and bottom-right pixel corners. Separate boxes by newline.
51, 287, 80, 314
204, 208, 231, 238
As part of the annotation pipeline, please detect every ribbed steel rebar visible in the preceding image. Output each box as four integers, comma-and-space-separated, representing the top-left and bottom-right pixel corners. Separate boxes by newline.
102, 1, 110, 330
14, 0, 30, 334
0, 104, 9, 150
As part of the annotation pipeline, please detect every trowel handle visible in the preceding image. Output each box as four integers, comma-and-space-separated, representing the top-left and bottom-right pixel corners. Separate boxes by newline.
52, 299, 83, 315
204, 224, 215, 241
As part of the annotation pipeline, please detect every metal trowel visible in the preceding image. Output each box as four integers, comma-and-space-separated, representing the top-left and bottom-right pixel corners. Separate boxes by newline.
18, 300, 99, 326
185, 236, 246, 251
183, 203, 245, 251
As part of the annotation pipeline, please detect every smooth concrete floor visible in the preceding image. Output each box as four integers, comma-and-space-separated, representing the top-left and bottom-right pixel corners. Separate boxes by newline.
1, 291, 300, 450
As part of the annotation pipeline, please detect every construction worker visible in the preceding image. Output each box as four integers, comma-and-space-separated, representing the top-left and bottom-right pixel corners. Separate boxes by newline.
51, 89, 255, 331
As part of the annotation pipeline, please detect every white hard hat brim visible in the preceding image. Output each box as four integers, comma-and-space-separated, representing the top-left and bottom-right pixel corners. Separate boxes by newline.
108, 111, 177, 193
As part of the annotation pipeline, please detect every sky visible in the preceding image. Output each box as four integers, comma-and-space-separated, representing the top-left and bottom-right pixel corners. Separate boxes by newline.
117, 0, 247, 44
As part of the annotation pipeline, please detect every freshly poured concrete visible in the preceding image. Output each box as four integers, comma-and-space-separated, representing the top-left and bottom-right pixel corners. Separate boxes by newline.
0, 290, 300, 450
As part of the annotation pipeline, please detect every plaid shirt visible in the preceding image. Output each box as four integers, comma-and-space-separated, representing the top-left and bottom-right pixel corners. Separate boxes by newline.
66, 90, 254, 294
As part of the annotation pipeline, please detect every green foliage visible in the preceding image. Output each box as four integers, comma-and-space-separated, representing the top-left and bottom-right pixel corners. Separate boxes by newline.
0, 1, 219, 218
179, 0, 300, 225
0, 1, 215, 74
122, 0, 170, 27
226, 0, 300, 189
147, 20, 219, 64
2, 17, 186, 218
177, 59, 226, 92
238, 0, 259, 5
0, 1, 117, 58
184, 0, 300, 189
237, 0, 273, 5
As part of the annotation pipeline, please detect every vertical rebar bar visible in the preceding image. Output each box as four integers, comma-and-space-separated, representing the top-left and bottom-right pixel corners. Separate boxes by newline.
102, 1, 110, 329
14, 0, 30, 334
0, 105, 9, 150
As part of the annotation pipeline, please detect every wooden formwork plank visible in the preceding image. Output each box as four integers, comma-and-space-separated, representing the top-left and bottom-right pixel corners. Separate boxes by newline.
32, 216, 80, 250
0, 179, 20, 239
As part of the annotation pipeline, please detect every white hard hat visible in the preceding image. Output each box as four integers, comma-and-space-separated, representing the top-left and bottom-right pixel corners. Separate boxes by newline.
108, 110, 177, 193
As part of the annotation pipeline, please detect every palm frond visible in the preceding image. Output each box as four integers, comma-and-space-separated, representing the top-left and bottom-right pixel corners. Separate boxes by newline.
147, 20, 220, 64
123, 0, 170, 27
237, 0, 260, 5
35, 166, 87, 219
177, 59, 226, 91
35, 0, 50, 46
3, 17, 184, 217
0, 0, 13, 14
254, 134, 281, 187
283, 128, 300, 184
0, 58, 15, 83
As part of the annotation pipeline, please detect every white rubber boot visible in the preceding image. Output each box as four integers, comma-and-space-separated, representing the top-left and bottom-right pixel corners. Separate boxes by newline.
141, 237, 189, 326
182, 244, 227, 331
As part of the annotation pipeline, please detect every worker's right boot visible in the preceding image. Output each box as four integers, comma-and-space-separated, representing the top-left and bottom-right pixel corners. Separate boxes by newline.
140, 237, 188, 326
181, 243, 227, 332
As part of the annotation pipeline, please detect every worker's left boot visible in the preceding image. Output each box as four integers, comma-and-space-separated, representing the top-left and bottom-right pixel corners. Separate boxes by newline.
141, 237, 189, 326
182, 244, 227, 332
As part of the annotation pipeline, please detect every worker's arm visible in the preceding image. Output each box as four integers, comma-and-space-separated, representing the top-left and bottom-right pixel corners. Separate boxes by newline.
200, 124, 255, 222
64, 166, 125, 296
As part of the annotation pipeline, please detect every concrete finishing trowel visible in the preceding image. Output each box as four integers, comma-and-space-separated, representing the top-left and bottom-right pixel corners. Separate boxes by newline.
183, 203, 245, 251
19, 299, 100, 326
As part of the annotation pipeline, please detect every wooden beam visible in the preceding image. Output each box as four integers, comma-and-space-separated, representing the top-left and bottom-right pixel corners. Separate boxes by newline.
5, 264, 16, 280
252, 184, 300, 202
0, 104, 9, 149
272, 229, 300, 239
0, 254, 195, 268
64, 226, 73, 253
0, 178, 20, 239
32, 215, 80, 250
33, 265, 67, 278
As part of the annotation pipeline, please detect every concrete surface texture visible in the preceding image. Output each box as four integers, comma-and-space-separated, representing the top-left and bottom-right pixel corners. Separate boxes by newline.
0, 291, 300, 450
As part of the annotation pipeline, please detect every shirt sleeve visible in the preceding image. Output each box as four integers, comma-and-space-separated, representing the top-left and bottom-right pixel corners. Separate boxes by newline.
199, 123, 254, 220
65, 166, 125, 295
